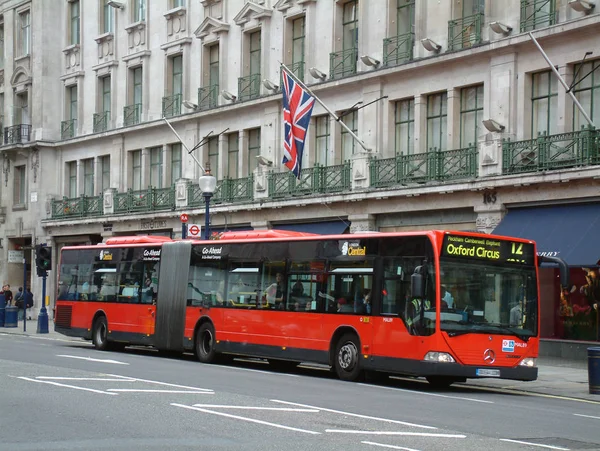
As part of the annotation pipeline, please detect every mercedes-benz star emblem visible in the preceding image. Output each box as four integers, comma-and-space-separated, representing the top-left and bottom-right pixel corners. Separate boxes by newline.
483, 349, 496, 364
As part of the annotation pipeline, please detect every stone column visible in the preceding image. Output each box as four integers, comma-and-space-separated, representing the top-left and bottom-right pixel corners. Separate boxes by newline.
351, 152, 370, 190
348, 213, 376, 233
103, 188, 117, 215
413, 94, 426, 154
175, 178, 190, 208
474, 202, 505, 235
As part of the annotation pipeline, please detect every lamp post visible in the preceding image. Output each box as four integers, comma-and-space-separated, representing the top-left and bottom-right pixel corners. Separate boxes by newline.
198, 169, 217, 240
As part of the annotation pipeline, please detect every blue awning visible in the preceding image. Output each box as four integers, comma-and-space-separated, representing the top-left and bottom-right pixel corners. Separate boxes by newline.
274, 220, 350, 235
493, 203, 600, 267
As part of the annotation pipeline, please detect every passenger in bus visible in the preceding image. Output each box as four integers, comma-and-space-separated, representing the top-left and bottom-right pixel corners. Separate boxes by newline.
291, 280, 304, 297
266, 272, 286, 305
337, 297, 353, 313
142, 277, 156, 304
362, 289, 372, 314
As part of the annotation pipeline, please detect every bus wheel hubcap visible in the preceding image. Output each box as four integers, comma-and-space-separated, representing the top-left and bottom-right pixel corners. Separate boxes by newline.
339, 342, 358, 371
201, 330, 213, 355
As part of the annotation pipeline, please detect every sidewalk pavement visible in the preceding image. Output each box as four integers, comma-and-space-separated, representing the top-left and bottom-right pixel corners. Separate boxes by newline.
1, 320, 598, 402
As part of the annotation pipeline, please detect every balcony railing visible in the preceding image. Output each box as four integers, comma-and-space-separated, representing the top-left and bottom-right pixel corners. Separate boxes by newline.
114, 186, 175, 214
330, 47, 358, 79
238, 74, 261, 101
383, 32, 414, 66
448, 13, 483, 51
51, 195, 103, 218
189, 176, 254, 206
198, 84, 219, 110
286, 61, 305, 82
93, 111, 110, 133
502, 127, 600, 175
520, 0, 556, 32
124, 103, 141, 126
61, 119, 77, 140
162, 94, 182, 118
369, 146, 478, 188
3, 124, 32, 144
268, 163, 351, 199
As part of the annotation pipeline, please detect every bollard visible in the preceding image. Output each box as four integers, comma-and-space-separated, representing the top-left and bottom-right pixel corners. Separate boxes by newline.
4, 306, 18, 328
588, 347, 600, 395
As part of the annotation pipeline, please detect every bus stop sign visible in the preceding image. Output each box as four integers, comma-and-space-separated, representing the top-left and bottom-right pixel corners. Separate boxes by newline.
180, 214, 189, 223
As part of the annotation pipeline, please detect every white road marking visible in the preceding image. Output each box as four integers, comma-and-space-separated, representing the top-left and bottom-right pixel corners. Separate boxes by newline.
573, 413, 600, 420
271, 400, 437, 429
192, 404, 319, 412
171, 403, 321, 435
362, 441, 421, 451
358, 382, 494, 404
37, 377, 136, 382
16, 376, 117, 396
327, 430, 465, 438
221, 366, 300, 377
499, 439, 570, 450
107, 374, 213, 392
57, 354, 129, 365
108, 389, 213, 394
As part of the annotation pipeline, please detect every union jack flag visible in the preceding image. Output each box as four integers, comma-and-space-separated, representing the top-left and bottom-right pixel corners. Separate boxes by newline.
281, 68, 316, 178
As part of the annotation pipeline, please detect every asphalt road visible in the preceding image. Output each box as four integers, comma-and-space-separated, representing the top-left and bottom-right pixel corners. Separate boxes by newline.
1, 332, 599, 451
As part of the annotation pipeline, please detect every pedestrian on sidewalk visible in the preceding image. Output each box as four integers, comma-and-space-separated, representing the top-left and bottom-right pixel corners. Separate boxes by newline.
25, 288, 34, 320
14, 287, 24, 320
2, 283, 13, 306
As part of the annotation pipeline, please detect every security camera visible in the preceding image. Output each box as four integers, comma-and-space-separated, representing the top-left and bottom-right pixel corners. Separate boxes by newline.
309, 67, 327, 81
262, 79, 279, 91
360, 55, 380, 67
256, 155, 273, 166
482, 119, 505, 133
107, 1, 125, 9
182, 100, 198, 110
221, 90, 237, 101
489, 21, 512, 35
421, 38, 441, 53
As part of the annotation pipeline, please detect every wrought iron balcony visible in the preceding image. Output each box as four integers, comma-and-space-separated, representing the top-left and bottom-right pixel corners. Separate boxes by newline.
114, 186, 175, 214
3, 124, 32, 145
162, 93, 182, 118
124, 103, 142, 126
286, 61, 305, 82
238, 74, 261, 101
448, 13, 483, 51
189, 176, 254, 206
502, 127, 600, 175
520, 0, 556, 32
51, 195, 103, 218
93, 111, 110, 133
330, 47, 358, 79
198, 84, 219, 110
61, 119, 77, 140
383, 33, 414, 66
268, 163, 351, 199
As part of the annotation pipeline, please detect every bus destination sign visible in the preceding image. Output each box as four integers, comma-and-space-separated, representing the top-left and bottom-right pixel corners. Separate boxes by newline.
441, 234, 535, 265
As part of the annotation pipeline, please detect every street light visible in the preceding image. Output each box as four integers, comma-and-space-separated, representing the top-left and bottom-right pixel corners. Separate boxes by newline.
198, 169, 217, 240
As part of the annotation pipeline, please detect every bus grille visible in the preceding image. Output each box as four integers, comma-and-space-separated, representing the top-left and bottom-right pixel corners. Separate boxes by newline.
55, 305, 73, 329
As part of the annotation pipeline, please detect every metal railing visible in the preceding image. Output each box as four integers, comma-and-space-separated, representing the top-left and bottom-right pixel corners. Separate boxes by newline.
448, 13, 483, 51
3, 124, 32, 144
330, 47, 358, 79
286, 61, 305, 82
383, 33, 414, 66
51, 195, 103, 218
198, 84, 219, 110
123, 103, 141, 126
93, 111, 110, 133
238, 74, 261, 101
114, 186, 175, 214
502, 127, 600, 175
520, 0, 556, 32
162, 94, 182, 118
188, 176, 254, 206
61, 119, 77, 139
268, 163, 351, 199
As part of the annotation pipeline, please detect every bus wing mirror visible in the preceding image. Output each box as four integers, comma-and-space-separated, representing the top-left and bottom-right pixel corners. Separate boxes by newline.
538, 255, 570, 290
411, 272, 424, 299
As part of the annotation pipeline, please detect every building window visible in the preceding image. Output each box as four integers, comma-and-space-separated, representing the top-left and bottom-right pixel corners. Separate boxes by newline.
250, 31, 261, 76
67, 161, 77, 198
133, 0, 146, 22
227, 133, 239, 178
290, 16, 305, 79
100, 155, 110, 193
573, 59, 600, 131
172, 54, 183, 96
149, 147, 163, 188
68, 85, 78, 121
426, 92, 447, 151
171, 143, 182, 184
209, 44, 219, 88
315, 116, 330, 166
343, 1, 358, 52
341, 110, 358, 161
14, 165, 26, 205
0, 25, 4, 69
102, 0, 114, 34
532, 70, 558, 137
394, 99, 414, 155
248, 128, 260, 175
14, 92, 29, 124
19, 10, 31, 56
70, 0, 80, 45
171, 0, 184, 7
207, 137, 218, 176
460, 84, 483, 148
101, 76, 111, 113
83, 158, 94, 196
131, 150, 142, 191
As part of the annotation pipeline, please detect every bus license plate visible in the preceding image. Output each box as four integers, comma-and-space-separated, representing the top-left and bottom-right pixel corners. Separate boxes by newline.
476, 368, 501, 377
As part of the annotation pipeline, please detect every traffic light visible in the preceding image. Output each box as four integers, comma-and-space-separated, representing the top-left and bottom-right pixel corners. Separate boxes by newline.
35, 244, 52, 276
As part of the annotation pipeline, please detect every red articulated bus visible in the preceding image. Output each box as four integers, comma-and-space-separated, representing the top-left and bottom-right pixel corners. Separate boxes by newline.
54, 229, 569, 387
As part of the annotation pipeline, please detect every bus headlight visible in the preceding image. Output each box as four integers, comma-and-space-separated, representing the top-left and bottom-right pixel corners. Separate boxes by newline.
518, 357, 537, 368
424, 352, 456, 363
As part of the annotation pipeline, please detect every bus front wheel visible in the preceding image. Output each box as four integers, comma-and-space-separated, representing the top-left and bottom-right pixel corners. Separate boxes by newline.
195, 323, 217, 363
334, 333, 363, 381
92, 316, 109, 351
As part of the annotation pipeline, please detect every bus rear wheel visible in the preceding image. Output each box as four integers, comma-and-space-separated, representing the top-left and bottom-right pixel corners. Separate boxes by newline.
195, 323, 217, 363
334, 333, 363, 381
92, 316, 109, 351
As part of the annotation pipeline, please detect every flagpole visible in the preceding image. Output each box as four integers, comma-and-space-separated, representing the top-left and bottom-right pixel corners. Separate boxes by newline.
281, 63, 371, 152
163, 117, 205, 172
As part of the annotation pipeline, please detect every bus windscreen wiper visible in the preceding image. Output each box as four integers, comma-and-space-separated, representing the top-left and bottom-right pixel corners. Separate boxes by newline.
481, 323, 531, 342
